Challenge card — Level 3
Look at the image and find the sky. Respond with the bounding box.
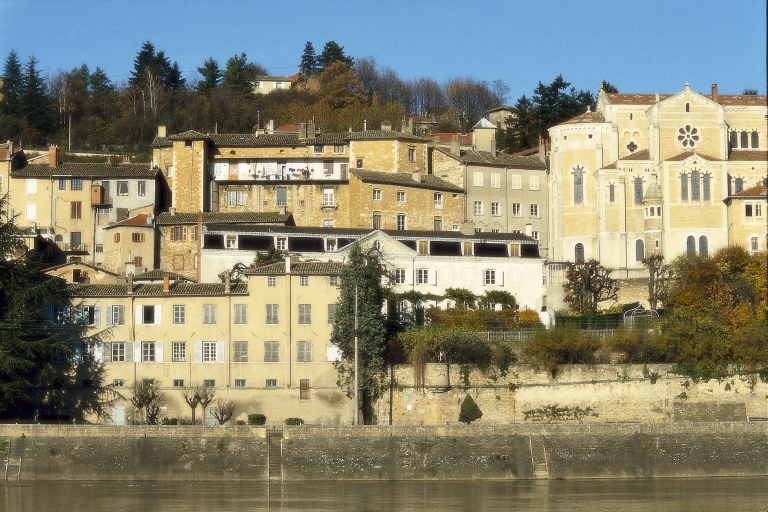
[0,0,765,103]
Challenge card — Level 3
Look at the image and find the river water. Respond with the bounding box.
[3,478,767,511]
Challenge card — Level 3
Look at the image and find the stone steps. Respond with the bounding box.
[530,435,548,479]
[5,436,23,481]
[268,431,283,480]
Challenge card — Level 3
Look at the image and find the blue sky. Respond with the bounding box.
[1,0,765,103]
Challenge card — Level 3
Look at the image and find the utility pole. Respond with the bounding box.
[354,285,359,426]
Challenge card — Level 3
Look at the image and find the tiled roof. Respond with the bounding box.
[345,130,431,142]
[133,269,197,282]
[151,137,172,147]
[350,169,464,192]
[12,163,156,178]
[602,162,617,169]
[606,93,672,105]
[620,149,651,160]
[731,184,768,198]
[728,150,768,161]
[429,133,472,145]
[254,74,299,82]
[473,118,496,129]
[105,214,153,229]
[666,151,721,162]
[717,95,767,106]
[208,133,347,146]
[435,147,544,169]
[45,261,120,276]
[247,261,345,275]
[561,110,605,124]
[67,282,247,297]
[168,130,209,140]
[156,211,294,226]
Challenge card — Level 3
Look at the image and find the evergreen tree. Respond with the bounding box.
[1,49,24,116]
[330,243,387,424]
[459,394,482,424]
[299,41,319,77]
[21,55,50,134]
[196,57,222,95]
[129,41,158,88]
[601,80,619,93]
[222,52,267,97]
[318,40,354,71]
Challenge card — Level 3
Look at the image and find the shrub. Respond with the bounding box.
[458,394,482,424]
[161,417,178,425]
[523,328,602,376]
[248,413,266,425]
[285,417,304,426]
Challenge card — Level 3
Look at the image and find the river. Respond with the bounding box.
[2,477,767,511]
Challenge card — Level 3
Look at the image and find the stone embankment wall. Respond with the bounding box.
[377,364,768,426]
[1,423,767,481]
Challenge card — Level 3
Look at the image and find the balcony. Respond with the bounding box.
[55,242,89,254]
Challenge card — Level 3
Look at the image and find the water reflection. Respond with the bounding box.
[3,477,767,511]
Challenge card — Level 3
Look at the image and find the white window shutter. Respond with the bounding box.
[429,269,437,285]
[405,269,413,285]
[94,342,103,363]
[498,270,504,286]
[155,305,161,325]
[102,343,111,363]
[195,341,203,362]
[135,305,143,325]
[93,306,101,326]
[155,341,163,362]
[133,342,141,362]
[217,342,225,362]
[106,305,113,325]
[124,343,133,363]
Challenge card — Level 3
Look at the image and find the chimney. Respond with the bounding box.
[490,138,496,155]
[285,255,293,274]
[299,123,307,139]
[363,119,367,131]
[407,118,413,135]
[224,270,231,293]
[451,139,460,156]
[412,172,422,183]
[127,273,134,294]
[48,145,59,168]
[267,120,275,134]
[401,118,407,133]
[7,141,13,155]
[145,214,153,225]
[158,125,167,138]
[381,121,392,131]
[655,92,660,102]
[163,273,170,292]
[711,83,719,102]
[279,205,287,215]
[170,207,176,216]
[307,123,316,139]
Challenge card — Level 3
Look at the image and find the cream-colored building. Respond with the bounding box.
[252,74,299,94]
[548,83,767,276]
[725,183,768,253]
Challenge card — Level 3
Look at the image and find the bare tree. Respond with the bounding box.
[563,259,619,313]
[643,254,672,311]
[198,384,216,425]
[179,382,203,424]
[130,379,166,424]
[212,399,237,425]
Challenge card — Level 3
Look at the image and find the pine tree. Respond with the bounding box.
[299,41,319,77]
[196,57,222,95]
[222,53,267,97]
[1,49,24,116]
[21,55,50,134]
[330,243,387,424]
[318,40,354,71]
[459,394,482,424]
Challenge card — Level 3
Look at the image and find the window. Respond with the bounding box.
[635,239,644,262]
[491,173,500,188]
[356,158,364,168]
[372,212,382,229]
[751,236,760,252]
[173,379,184,387]
[107,305,124,325]
[730,131,738,149]
[741,131,748,148]
[417,269,429,284]
[395,268,406,284]
[734,178,743,193]
[474,201,483,215]
[137,181,146,197]
[298,304,311,324]
[276,187,287,206]
[408,147,416,162]
[142,342,156,362]
[373,189,381,200]
[751,131,759,148]
[330,275,339,286]
[298,341,312,362]
[134,256,142,268]
[300,379,310,399]
[71,201,82,219]
[227,190,246,206]
[333,144,345,154]
[276,237,286,250]
[512,203,521,217]
[530,175,540,190]
[634,177,643,205]
[473,172,484,187]
[573,166,583,204]
[25,203,36,220]
[266,304,279,324]
[71,232,82,250]
[233,341,248,362]
[202,341,217,362]
[434,192,443,208]
[691,171,700,201]
[235,379,246,388]
[203,380,215,388]
[264,341,279,362]
[397,190,406,202]
[530,204,539,218]
[231,304,247,325]
[609,183,615,203]
[397,214,406,230]
[484,270,496,285]
[58,179,66,190]
[172,341,186,362]
[575,243,585,263]
[114,233,121,243]
[132,232,145,243]
[491,202,500,216]
[510,175,521,189]
[226,234,237,249]
[326,238,337,251]
[254,81,262,88]
[25,179,37,194]
[681,174,689,200]
[173,305,186,324]
[686,236,696,254]
[323,188,335,206]
[112,342,126,362]
[433,217,442,231]
[203,305,216,324]
[327,303,338,324]
[699,236,708,257]
[314,144,323,154]
[117,181,128,196]
[266,379,277,388]
[72,178,82,191]
[703,174,710,201]
[531,231,539,240]
[140,305,155,324]
[296,276,308,288]
[113,379,124,387]
[268,276,276,287]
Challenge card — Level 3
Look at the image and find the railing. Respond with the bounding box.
[55,242,88,252]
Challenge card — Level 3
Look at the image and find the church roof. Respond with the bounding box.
[561,110,604,124]
[666,151,721,162]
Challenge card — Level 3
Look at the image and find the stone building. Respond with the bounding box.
[547,83,767,277]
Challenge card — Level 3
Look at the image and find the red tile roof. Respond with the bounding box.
[728,150,768,161]
[620,149,651,161]
[429,133,472,145]
[561,110,604,124]
[106,214,153,229]
[665,151,721,162]
[732,184,768,198]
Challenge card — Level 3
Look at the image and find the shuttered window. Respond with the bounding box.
[297,341,312,362]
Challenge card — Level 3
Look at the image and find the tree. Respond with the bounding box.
[601,81,619,93]
[445,77,507,131]
[179,382,202,424]
[212,398,236,425]
[318,41,354,71]
[222,52,267,97]
[198,383,216,424]
[299,42,319,77]
[330,243,387,424]
[318,61,367,111]
[196,57,222,95]
[643,254,671,311]
[22,56,50,135]
[743,88,759,95]
[1,50,24,116]
[443,287,478,309]
[562,259,619,314]
[459,394,482,424]
[130,379,166,424]
[252,244,284,267]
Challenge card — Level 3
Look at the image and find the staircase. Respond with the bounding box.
[529,436,549,479]
[267,427,283,481]
[5,436,23,481]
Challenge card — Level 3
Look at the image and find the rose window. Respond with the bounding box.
[677,125,699,148]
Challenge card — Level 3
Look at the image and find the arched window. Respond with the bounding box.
[681,174,688,200]
[730,131,738,149]
[686,236,695,254]
[751,131,759,148]
[685,103,690,112]
[575,243,585,263]
[608,183,615,203]
[635,240,644,262]
[699,236,708,257]
[702,174,710,201]
[735,177,743,193]
[573,167,584,204]
[741,131,748,148]
[634,177,643,205]
[690,171,700,201]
